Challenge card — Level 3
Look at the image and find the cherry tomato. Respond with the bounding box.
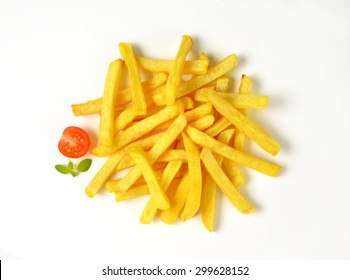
[58,126,90,158]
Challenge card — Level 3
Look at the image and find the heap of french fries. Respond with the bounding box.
[71,35,281,232]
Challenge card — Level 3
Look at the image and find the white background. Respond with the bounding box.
[1,0,350,269]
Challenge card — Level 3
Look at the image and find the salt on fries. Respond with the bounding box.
[72,35,282,232]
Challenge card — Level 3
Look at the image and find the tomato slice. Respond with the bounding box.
[58,126,90,158]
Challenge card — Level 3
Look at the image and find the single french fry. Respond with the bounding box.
[119,42,147,116]
[71,98,103,116]
[184,103,213,122]
[140,160,183,224]
[204,117,232,137]
[126,145,170,210]
[217,129,236,151]
[163,35,193,105]
[194,89,268,109]
[216,77,230,92]
[180,133,202,221]
[91,102,185,157]
[137,56,208,75]
[160,172,190,224]
[177,96,195,110]
[226,75,253,187]
[98,59,124,146]
[201,172,216,232]
[200,89,280,156]
[200,147,254,214]
[113,105,138,133]
[115,183,150,202]
[118,113,187,192]
[188,114,215,131]
[223,158,245,187]
[201,129,235,232]
[186,126,281,176]
[106,167,171,192]
[198,52,209,64]
[234,74,253,150]
[214,76,230,119]
[71,72,168,116]
[157,149,187,162]
[85,150,125,198]
[153,54,238,106]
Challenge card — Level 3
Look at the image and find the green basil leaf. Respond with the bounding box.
[55,164,70,174]
[77,158,92,172]
[68,161,74,170]
[69,169,78,177]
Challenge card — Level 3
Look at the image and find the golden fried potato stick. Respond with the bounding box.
[133,95,194,130]
[98,59,124,146]
[225,75,253,187]
[106,167,170,193]
[217,129,236,157]
[223,158,245,187]
[188,114,215,131]
[184,103,213,122]
[118,113,187,192]
[214,77,230,119]
[91,101,185,157]
[200,89,280,156]
[234,75,253,150]
[198,52,209,65]
[119,42,147,116]
[115,72,167,107]
[71,72,167,116]
[177,96,195,110]
[153,54,238,106]
[160,172,190,224]
[114,93,154,133]
[163,35,193,105]
[115,183,150,202]
[136,56,208,75]
[194,89,268,109]
[140,160,183,224]
[114,149,186,172]
[186,126,281,176]
[180,133,202,221]
[215,77,230,92]
[126,145,170,210]
[201,129,235,232]
[204,117,232,137]
[85,150,126,198]
[200,147,255,214]
[157,149,187,162]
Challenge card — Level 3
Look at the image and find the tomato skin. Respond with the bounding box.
[58,126,90,158]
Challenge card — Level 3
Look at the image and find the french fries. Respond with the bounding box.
[200,147,254,214]
[140,161,183,224]
[180,133,202,221]
[72,35,282,232]
[126,145,170,210]
[119,42,147,116]
[71,72,168,116]
[201,129,235,232]
[137,56,208,75]
[117,113,187,192]
[163,35,193,105]
[98,59,124,146]
[199,88,280,156]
